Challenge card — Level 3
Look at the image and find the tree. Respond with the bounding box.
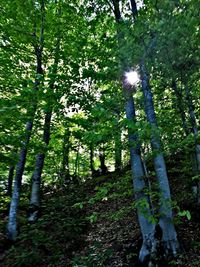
[29,1,61,222]
[109,0,179,262]
[7,0,45,240]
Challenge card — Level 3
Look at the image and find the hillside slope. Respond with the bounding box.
[0,155,200,267]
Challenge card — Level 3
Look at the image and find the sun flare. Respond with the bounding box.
[125,70,139,85]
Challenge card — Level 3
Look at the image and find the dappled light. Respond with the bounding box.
[0,0,199,266]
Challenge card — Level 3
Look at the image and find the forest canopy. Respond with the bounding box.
[0,0,199,266]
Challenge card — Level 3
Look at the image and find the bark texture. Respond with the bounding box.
[28,109,52,222]
[140,62,179,255]
[124,90,156,263]
[7,0,45,240]
[112,0,157,263]
[7,121,35,240]
[29,13,61,221]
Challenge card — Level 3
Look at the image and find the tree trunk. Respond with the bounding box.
[114,111,122,172]
[61,130,71,183]
[172,79,199,187]
[172,79,189,136]
[7,121,35,240]
[99,148,108,175]
[28,110,52,222]
[7,0,45,240]
[29,9,61,221]
[89,143,95,176]
[140,62,179,255]
[114,135,122,171]
[185,84,200,204]
[112,0,157,263]
[74,144,80,179]
[7,165,15,197]
[124,90,157,263]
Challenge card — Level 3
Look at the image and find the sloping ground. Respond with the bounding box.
[0,156,200,267]
[70,160,200,267]
[0,185,89,267]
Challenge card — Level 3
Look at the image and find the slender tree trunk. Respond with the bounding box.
[61,130,71,183]
[172,79,198,179]
[7,0,45,240]
[140,62,179,255]
[172,79,189,136]
[114,134,122,171]
[89,143,95,176]
[7,121,35,240]
[185,84,200,204]
[7,150,18,197]
[114,111,122,171]
[28,110,52,222]
[124,90,156,263]
[7,165,15,197]
[29,11,61,221]
[112,0,157,263]
[74,145,80,179]
[99,148,108,175]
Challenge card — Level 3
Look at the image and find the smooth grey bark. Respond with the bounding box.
[185,84,200,204]
[112,0,157,263]
[124,90,156,263]
[7,0,45,240]
[28,111,52,222]
[29,16,61,221]
[140,62,179,255]
[7,121,35,240]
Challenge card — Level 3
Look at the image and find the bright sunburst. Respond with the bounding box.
[125,70,139,85]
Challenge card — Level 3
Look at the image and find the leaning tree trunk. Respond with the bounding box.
[7,121,36,240]
[7,73,43,240]
[185,84,200,204]
[7,165,15,197]
[7,1,45,240]
[124,89,156,263]
[29,20,61,221]
[111,0,156,263]
[28,111,52,222]
[7,150,18,196]
[140,62,179,255]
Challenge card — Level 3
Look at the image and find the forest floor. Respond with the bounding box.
[0,155,200,267]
